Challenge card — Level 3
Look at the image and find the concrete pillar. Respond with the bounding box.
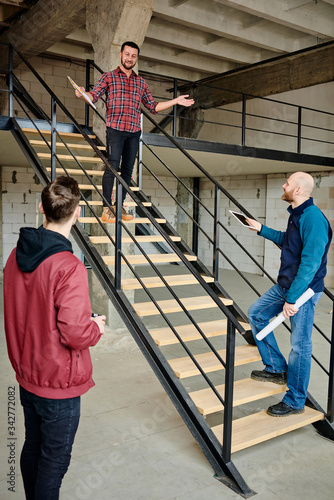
[179,106,204,139]
[86,0,154,141]
[85,0,154,335]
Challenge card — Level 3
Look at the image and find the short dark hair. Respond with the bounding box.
[41,176,80,223]
[121,41,140,55]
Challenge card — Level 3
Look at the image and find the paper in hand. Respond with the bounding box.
[67,76,96,110]
[256,288,315,341]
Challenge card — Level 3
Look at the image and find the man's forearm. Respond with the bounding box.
[155,94,194,112]
[155,98,178,113]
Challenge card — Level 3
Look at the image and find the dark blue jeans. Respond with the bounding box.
[20,386,80,500]
[103,127,141,206]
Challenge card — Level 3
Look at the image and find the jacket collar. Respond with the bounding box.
[287,197,313,216]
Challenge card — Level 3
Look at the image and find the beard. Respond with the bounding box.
[281,191,294,203]
[121,58,136,70]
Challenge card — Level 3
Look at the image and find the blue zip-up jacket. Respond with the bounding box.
[259,198,332,304]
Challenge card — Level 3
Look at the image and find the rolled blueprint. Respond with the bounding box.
[256,288,315,341]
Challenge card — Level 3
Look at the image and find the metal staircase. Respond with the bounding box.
[2,43,334,497]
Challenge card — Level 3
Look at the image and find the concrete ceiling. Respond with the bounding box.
[1,1,334,82]
[57,0,334,82]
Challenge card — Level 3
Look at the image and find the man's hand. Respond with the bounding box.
[74,86,85,98]
[92,315,106,334]
[175,94,195,107]
[245,218,262,232]
[282,302,299,319]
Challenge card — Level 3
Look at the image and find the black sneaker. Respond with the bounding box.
[251,369,287,385]
[267,401,304,417]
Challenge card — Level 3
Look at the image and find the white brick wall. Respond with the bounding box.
[139,170,334,289]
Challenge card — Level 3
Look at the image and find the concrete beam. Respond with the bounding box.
[146,17,278,65]
[0,0,86,62]
[141,41,235,75]
[138,59,209,82]
[153,0,317,53]
[184,42,334,110]
[215,0,334,38]
[45,41,94,61]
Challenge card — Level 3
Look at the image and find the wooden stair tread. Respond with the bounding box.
[78,185,102,191]
[102,253,197,266]
[81,201,151,207]
[39,152,104,163]
[78,185,139,191]
[22,128,95,139]
[79,216,166,224]
[47,168,104,176]
[150,318,248,346]
[134,295,233,318]
[212,407,324,453]
[30,139,105,150]
[189,377,287,415]
[121,273,214,291]
[169,345,260,378]
[90,234,179,244]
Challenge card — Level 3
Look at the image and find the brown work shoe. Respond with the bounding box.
[101,207,115,223]
[121,207,133,220]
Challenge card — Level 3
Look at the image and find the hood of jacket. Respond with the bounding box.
[16,226,73,273]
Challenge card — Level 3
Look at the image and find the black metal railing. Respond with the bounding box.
[0,42,259,496]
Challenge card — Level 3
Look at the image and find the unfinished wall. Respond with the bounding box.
[6,55,88,125]
[143,169,334,290]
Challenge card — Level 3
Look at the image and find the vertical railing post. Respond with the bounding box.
[222,318,236,463]
[173,77,178,137]
[85,59,91,128]
[213,185,220,281]
[241,94,246,146]
[8,44,13,118]
[51,97,57,181]
[114,179,123,291]
[327,301,334,423]
[137,113,143,190]
[297,106,302,154]
[192,177,200,255]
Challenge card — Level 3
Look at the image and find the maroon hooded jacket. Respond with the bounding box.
[4,226,101,399]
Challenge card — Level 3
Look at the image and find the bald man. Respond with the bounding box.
[246,172,332,417]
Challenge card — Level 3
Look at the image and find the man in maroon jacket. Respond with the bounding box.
[4,176,106,500]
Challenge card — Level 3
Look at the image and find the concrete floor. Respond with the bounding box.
[1,269,334,500]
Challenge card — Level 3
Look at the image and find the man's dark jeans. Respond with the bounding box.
[20,386,80,500]
[103,127,141,206]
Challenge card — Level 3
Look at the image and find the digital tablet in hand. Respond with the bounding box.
[229,210,257,229]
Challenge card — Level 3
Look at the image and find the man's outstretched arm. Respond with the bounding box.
[155,95,194,112]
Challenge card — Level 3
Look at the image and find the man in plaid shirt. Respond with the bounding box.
[75,41,194,222]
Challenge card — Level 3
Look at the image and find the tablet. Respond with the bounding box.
[229,210,257,229]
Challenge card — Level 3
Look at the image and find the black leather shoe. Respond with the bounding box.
[251,369,287,385]
[267,401,305,417]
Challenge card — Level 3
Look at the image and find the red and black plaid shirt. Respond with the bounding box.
[90,67,158,132]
